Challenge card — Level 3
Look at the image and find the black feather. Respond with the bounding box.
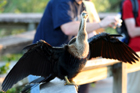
[88,32,139,63]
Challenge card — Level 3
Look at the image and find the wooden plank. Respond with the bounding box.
[0,31,35,55]
[127,52,140,73]
[40,66,113,93]
[0,13,42,23]
[83,58,119,70]
[113,63,127,93]
[0,13,117,23]
[0,23,27,29]
[73,66,112,85]
[40,78,77,93]
[72,58,120,85]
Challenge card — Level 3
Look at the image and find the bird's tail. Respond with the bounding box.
[21,74,54,93]
[21,77,46,93]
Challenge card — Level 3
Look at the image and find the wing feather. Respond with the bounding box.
[108,42,118,59]
[102,40,107,58]
[89,39,101,57]
[114,43,128,62]
[119,43,137,62]
[2,40,63,92]
[88,33,139,63]
[107,41,114,58]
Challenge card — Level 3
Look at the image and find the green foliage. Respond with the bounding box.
[92,0,121,12]
[0,86,22,93]
[0,53,23,74]
[0,53,22,61]
[0,62,10,74]
[0,0,7,13]
[0,53,23,93]
[0,0,121,13]
[92,0,110,12]
[107,0,121,12]
[2,0,49,13]
[0,29,26,37]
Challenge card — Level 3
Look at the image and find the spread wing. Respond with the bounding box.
[2,40,64,92]
[88,33,139,63]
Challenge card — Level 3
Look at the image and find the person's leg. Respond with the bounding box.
[28,75,40,93]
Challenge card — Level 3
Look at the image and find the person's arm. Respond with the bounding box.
[61,21,100,35]
[125,18,140,38]
[61,16,119,36]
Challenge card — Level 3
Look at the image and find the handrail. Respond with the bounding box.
[40,52,140,93]
[0,13,117,23]
[0,13,118,32]
[0,31,35,56]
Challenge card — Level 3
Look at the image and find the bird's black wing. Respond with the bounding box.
[2,40,64,92]
[88,33,139,63]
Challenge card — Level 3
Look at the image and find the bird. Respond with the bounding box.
[1,11,139,93]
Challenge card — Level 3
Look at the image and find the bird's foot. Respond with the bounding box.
[65,81,78,92]
[64,81,75,85]
[64,76,78,91]
[64,76,74,85]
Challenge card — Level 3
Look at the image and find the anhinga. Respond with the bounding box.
[1,11,139,93]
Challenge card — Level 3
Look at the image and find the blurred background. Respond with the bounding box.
[0,0,121,37]
[0,0,121,13]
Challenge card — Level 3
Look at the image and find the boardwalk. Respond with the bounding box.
[89,77,113,93]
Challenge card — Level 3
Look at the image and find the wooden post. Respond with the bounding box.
[113,62,127,93]
[27,23,36,31]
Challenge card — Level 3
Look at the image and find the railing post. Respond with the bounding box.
[27,22,36,31]
[112,62,127,93]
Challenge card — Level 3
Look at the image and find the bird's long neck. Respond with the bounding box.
[76,18,88,44]
[68,15,89,58]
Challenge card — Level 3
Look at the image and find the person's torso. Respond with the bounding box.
[33,0,85,47]
[123,0,140,51]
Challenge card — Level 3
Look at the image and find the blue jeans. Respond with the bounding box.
[28,75,40,93]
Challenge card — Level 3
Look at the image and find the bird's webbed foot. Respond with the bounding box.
[64,76,78,91]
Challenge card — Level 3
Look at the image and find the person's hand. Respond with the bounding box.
[99,16,120,28]
[88,31,97,38]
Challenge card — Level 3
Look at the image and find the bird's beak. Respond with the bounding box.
[82,11,88,19]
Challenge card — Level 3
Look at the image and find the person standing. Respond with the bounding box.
[122,0,140,93]
[33,0,119,45]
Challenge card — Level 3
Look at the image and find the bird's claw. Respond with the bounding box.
[65,82,78,92]
[64,76,78,91]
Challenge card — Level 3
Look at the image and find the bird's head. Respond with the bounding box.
[81,11,88,20]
